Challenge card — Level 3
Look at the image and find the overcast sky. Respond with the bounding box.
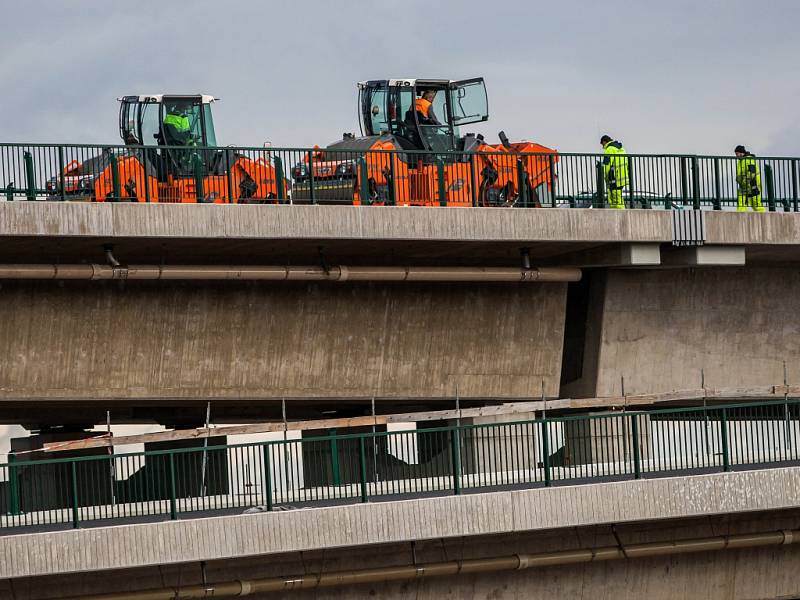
[1,0,799,155]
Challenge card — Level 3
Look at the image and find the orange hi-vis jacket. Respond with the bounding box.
[415,98,432,118]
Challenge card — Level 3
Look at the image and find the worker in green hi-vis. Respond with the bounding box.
[163,104,191,146]
[734,145,765,212]
[600,135,629,209]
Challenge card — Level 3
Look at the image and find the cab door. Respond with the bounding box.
[450,78,489,126]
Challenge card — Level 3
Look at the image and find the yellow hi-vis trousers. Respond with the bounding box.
[608,187,625,209]
[737,193,765,212]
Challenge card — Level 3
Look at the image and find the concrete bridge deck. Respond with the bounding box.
[1,203,799,265]
[3,466,799,580]
[2,467,800,599]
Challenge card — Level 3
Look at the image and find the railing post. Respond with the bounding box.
[792,159,799,213]
[24,151,36,201]
[691,156,701,210]
[58,146,66,201]
[594,162,605,208]
[109,152,121,202]
[142,150,151,203]
[264,444,273,511]
[628,156,636,208]
[516,158,528,208]
[469,155,478,207]
[329,429,341,486]
[192,153,204,203]
[436,156,447,206]
[274,156,285,203]
[450,426,462,495]
[225,150,235,203]
[631,415,641,479]
[720,408,730,472]
[169,453,177,520]
[358,157,370,206]
[713,158,722,210]
[764,164,776,212]
[541,419,552,487]
[307,151,316,205]
[680,157,689,205]
[549,154,557,208]
[70,461,80,529]
[388,152,397,206]
[358,436,368,503]
[6,453,19,516]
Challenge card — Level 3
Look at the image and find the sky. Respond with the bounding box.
[1,0,800,156]
[1,0,800,456]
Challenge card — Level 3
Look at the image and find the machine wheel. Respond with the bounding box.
[479,181,517,208]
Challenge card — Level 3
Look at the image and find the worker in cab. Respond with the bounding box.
[163,104,191,146]
[415,90,441,126]
[600,135,629,209]
[734,145,765,212]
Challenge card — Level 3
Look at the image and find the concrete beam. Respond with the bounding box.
[558,242,661,267]
[0,282,567,404]
[663,245,746,266]
[4,203,800,246]
[0,203,672,243]
[2,466,798,579]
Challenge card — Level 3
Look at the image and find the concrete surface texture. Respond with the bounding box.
[3,507,800,599]
[590,267,800,396]
[0,281,566,403]
[0,203,672,242]
[2,466,798,580]
[1,202,798,246]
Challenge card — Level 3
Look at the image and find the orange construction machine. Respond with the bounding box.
[299,78,557,206]
[48,94,284,203]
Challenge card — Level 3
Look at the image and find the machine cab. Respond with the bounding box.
[358,78,488,153]
[119,94,218,148]
[118,94,220,178]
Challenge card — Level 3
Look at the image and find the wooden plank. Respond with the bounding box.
[41,384,800,453]
[42,403,550,453]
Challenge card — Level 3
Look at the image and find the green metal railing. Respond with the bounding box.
[1,399,798,532]
[1,142,799,210]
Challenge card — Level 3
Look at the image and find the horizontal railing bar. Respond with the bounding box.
[0,142,799,161]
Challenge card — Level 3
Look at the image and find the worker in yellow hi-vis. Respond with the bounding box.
[734,145,765,212]
[601,135,628,209]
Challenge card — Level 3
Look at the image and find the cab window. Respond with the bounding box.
[368,88,389,135]
[203,104,217,147]
[450,79,488,126]
[162,99,204,145]
[140,102,160,146]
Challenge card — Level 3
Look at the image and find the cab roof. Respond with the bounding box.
[357,79,476,89]
[117,94,218,104]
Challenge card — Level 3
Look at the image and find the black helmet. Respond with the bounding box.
[734,144,746,154]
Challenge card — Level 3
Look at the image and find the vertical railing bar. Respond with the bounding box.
[542,419,551,487]
[71,461,80,529]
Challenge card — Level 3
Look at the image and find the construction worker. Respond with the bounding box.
[734,145,765,212]
[415,90,441,126]
[600,135,628,209]
[163,104,191,146]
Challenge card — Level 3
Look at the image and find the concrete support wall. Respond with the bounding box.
[4,467,799,580]
[563,413,650,465]
[571,267,800,397]
[0,281,566,403]
[5,510,800,599]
